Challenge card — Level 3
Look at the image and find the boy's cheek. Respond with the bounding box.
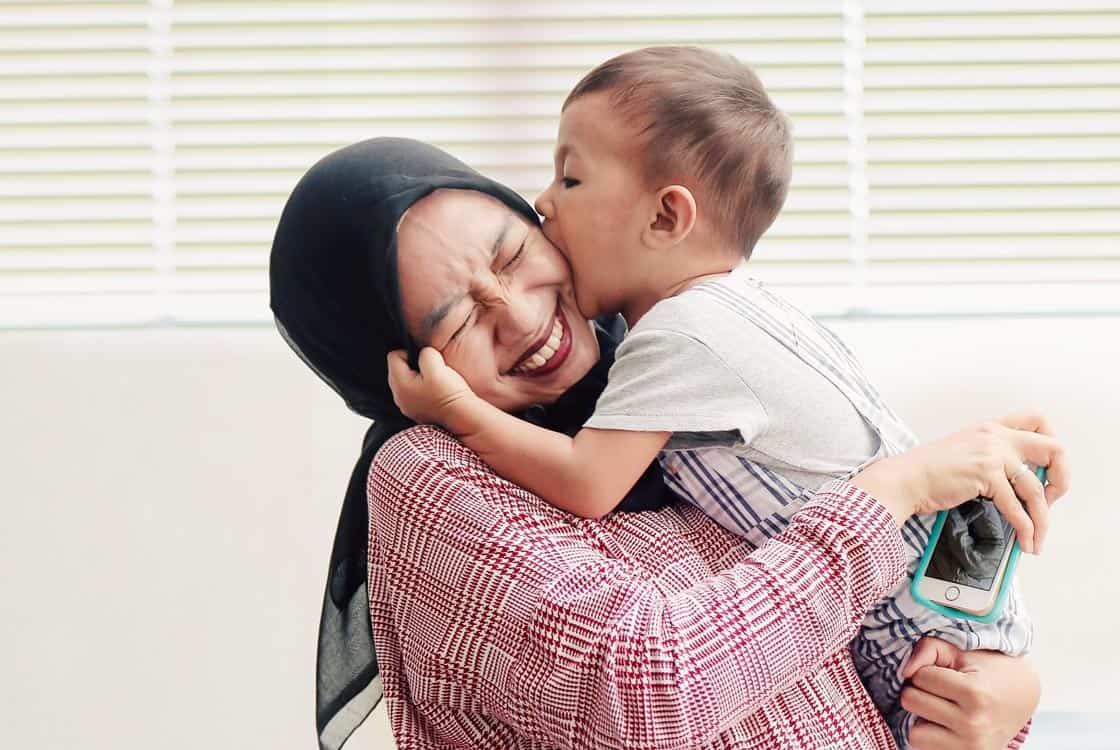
[569,271,604,320]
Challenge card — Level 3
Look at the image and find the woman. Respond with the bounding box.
[269,139,1066,750]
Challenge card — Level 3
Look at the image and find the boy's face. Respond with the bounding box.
[535,92,652,321]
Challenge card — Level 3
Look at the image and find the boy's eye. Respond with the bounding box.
[561,177,580,189]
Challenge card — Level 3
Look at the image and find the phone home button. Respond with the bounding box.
[945,585,961,601]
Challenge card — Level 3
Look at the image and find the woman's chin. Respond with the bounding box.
[498,318,598,410]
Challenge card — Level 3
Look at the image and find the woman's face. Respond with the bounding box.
[395,189,600,413]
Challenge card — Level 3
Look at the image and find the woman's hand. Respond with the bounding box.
[851,412,1069,553]
[387,347,476,427]
[900,637,1039,750]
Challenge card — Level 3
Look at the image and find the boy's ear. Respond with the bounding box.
[644,185,697,249]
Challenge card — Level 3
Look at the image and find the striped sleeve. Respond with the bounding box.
[368,427,908,750]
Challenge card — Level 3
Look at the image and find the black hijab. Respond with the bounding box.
[269,138,670,750]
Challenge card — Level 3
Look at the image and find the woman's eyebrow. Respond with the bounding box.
[417,214,514,341]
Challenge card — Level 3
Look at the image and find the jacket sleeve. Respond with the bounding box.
[369,426,907,750]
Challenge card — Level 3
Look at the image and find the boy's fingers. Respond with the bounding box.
[417,346,444,374]
[386,350,412,380]
[902,638,960,679]
[902,640,938,680]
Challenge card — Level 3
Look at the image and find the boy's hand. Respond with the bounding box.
[387,347,475,427]
[901,636,965,680]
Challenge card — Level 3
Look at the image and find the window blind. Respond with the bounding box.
[0,0,161,326]
[0,0,1116,326]
[858,1,1120,314]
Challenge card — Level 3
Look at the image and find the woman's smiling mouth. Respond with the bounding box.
[510,305,572,377]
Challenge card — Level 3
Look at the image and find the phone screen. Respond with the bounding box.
[926,498,1014,590]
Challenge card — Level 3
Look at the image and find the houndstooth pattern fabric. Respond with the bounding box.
[654,278,1033,749]
[367,425,920,749]
[367,427,1032,749]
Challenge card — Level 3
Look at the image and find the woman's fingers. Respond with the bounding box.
[909,664,971,703]
[901,685,961,733]
[996,410,1052,435]
[988,461,1036,554]
[994,424,1068,552]
[1006,454,1049,553]
[999,414,1070,504]
[1008,429,1070,552]
[908,719,957,750]
[1035,434,1071,505]
[1044,454,1070,505]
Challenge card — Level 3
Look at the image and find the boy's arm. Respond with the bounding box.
[388,348,669,517]
[450,395,669,517]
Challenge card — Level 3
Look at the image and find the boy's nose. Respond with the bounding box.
[534,189,553,220]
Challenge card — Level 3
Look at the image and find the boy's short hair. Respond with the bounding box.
[564,46,793,258]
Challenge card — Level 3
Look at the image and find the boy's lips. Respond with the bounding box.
[510,306,572,377]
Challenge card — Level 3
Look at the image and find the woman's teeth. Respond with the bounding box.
[514,317,563,374]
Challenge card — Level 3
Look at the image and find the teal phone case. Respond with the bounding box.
[910,466,1047,623]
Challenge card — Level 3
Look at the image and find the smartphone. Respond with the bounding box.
[912,466,1046,619]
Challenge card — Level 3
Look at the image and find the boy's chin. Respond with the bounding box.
[572,290,608,321]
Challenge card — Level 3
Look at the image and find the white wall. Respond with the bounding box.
[1,316,1117,749]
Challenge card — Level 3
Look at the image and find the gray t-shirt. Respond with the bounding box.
[585,265,880,491]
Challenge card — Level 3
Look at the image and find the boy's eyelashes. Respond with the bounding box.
[561,177,580,188]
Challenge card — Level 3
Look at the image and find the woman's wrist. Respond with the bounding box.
[849,454,921,527]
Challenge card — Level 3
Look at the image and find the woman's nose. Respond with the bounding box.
[496,292,539,343]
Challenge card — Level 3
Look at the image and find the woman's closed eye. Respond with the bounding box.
[447,306,477,345]
[446,243,523,345]
[445,236,528,346]
[500,237,527,272]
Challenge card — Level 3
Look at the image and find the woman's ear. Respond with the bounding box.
[644,185,697,249]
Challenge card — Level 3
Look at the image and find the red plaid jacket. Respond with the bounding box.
[367,426,1029,749]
